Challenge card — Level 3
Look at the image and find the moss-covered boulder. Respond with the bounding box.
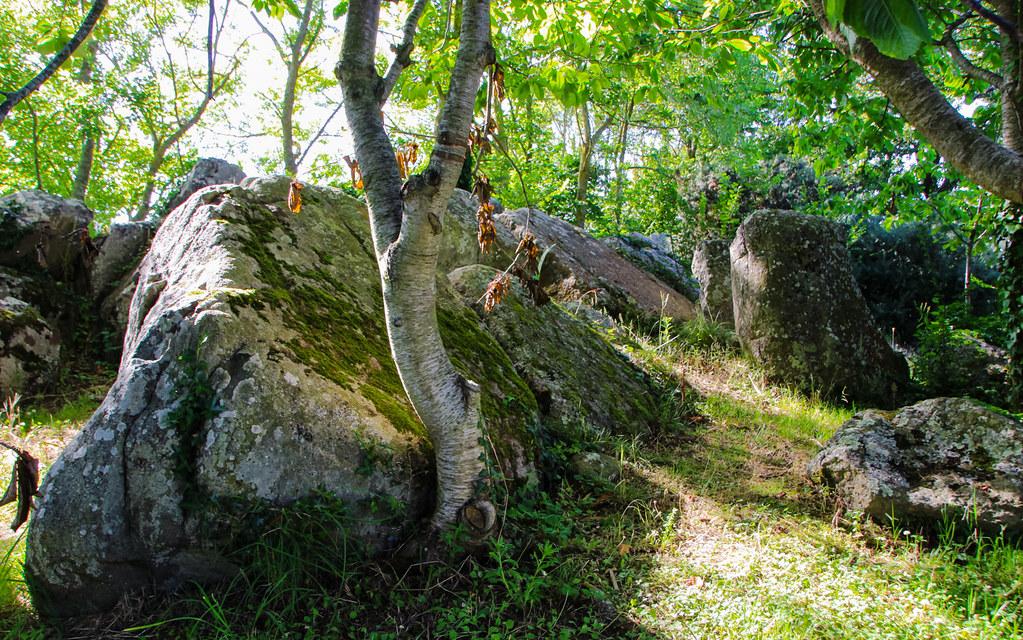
[27,177,536,618]
[692,238,734,329]
[808,397,1023,538]
[0,269,60,393]
[448,265,664,437]
[731,210,909,407]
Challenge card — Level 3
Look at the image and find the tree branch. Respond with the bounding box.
[379,0,430,105]
[963,0,1022,42]
[942,27,1004,87]
[0,0,108,125]
[806,0,1023,203]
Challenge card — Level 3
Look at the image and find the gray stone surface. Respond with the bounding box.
[808,397,1023,537]
[162,158,246,216]
[448,264,663,436]
[730,210,908,406]
[602,233,699,302]
[27,177,535,618]
[0,270,59,394]
[495,208,697,323]
[692,239,733,328]
[90,222,155,298]
[0,190,93,284]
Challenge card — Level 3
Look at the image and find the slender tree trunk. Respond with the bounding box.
[134,150,164,221]
[281,0,317,176]
[612,97,633,229]
[337,0,496,531]
[574,102,610,228]
[804,0,1023,203]
[72,40,100,201]
[964,228,974,307]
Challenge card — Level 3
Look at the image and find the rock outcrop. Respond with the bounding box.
[495,208,696,323]
[26,177,537,618]
[0,190,93,285]
[160,157,246,217]
[0,270,59,392]
[730,210,908,406]
[448,265,663,436]
[602,233,699,302]
[692,239,733,328]
[808,397,1023,537]
[91,221,156,342]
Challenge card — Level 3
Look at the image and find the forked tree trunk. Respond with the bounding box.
[337,0,495,530]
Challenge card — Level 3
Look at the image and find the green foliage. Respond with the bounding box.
[832,0,930,59]
[911,303,1010,406]
[167,336,219,511]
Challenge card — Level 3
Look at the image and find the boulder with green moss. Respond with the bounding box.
[27,177,537,618]
[0,269,60,393]
[448,264,664,437]
[731,210,908,407]
[808,397,1023,538]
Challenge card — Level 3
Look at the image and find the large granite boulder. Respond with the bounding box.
[159,158,246,217]
[730,210,908,406]
[692,239,733,328]
[808,397,1023,537]
[602,233,699,302]
[0,269,59,393]
[91,221,156,344]
[495,208,696,323]
[90,221,155,298]
[26,177,537,618]
[0,190,93,285]
[448,265,663,436]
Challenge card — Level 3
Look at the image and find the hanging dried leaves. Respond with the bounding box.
[395,142,420,180]
[491,63,506,103]
[516,232,540,274]
[477,202,496,254]
[0,441,39,531]
[287,180,304,214]
[482,273,511,312]
[344,155,364,190]
[468,124,491,155]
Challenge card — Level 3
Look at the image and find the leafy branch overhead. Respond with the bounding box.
[825,0,930,59]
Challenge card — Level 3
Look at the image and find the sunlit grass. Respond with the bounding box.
[0,325,1020,638]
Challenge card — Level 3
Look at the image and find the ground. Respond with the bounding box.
[1,323,1021,639]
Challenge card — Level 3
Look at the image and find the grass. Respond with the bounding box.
[0,323,1021,639]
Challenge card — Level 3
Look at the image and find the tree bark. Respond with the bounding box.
[337,0,496,531]
[72,39,100,201]
[804,0,1023,204]
[0,0,108,125]
[573,102,611,228]
[281,0,319,176]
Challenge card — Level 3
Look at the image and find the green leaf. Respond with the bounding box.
[825,0,846,25]
[843,0,930,60]
[332,0,349,19]
[726,38,752,52]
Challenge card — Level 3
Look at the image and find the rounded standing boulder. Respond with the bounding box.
[730,210,908,407]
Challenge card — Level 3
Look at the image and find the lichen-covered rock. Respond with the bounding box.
[495,208,696,323]
[692,239,733,328]
[602,233,699,302]
[90,221,155,298]
[26,177,536,618]
[159,157,246,217]
[0,270,59,393]
[570,451,623,486]
[0,190,93,285]
[448,265,663,436]
[808,397,1023,537]
[730,210,908,406]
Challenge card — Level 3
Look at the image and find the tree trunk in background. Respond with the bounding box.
[72,38,100,201]
[281,0,317,176]
[612,97,634,228]
[573,102,610,228]
[337,0,496,531]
